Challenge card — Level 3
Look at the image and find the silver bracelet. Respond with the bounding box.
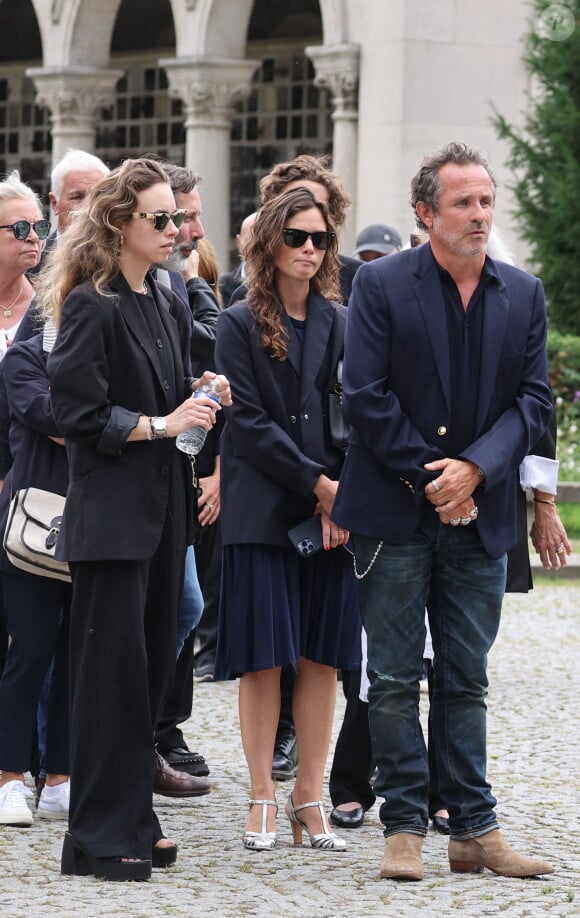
[145,417,154,441]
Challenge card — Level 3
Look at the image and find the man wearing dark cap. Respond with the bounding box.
[351,224,402,262]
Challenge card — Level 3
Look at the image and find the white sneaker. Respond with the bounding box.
[37,780,70,820]
[0,780,34,826]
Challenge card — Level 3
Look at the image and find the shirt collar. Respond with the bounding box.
[428,245,499,286]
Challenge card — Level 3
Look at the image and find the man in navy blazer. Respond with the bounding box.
[333,142,554,881]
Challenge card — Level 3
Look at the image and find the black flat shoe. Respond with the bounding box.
[61,831,152,881]
[329,805,365,829]
[152,841,178,868]
[432,815,450,835]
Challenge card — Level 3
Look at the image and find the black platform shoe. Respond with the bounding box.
[152,841,178,868]
[61,832,152,881]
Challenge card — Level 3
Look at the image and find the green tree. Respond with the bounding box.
[494,0,580,334]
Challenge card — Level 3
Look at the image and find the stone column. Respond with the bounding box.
[306,44,360,254]
[160,57,260,267]
[26,67,123,164]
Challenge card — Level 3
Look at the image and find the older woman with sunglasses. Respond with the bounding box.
[37,158,230,881]
[0,172,49,356]
[214,187,360,853]
[0,173,66,833]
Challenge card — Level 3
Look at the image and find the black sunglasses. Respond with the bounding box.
[0,219,51,241]
[130,210,186,232]
[282,228,335,251]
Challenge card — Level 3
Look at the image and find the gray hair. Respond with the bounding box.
[0,170,42,214]
[162,162,202,196]
[51,149,109,199]
[410,141,497,230]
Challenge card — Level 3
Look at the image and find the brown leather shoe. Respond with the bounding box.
[449,829,554,877]
[380,832,424,881]
[154,751,210,798]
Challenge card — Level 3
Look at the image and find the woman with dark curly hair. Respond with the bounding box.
[39,157,230,881]
[214,187,360,853]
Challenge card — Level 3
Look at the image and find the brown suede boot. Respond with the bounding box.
[449,829,554,877]
[380,832,424,881]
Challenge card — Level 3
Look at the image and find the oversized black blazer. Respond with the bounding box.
[47,271,193,562]
[333,244,553,559]
[215,291,347,547]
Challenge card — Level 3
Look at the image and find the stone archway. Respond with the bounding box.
[196,0,348,57]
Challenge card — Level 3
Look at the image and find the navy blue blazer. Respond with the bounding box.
[215,291,347,547]
[332,243,553,558]
[0,334,69,571]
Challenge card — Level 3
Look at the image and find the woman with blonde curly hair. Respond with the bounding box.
[40,157,230,881]
[214,187,360,853]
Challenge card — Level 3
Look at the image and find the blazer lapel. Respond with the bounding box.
[412,247,452,413]
[151,276,186,398]
[299,292,334,410]
[474,268,510,432]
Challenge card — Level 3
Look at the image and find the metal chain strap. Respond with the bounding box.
[352,540,384,580]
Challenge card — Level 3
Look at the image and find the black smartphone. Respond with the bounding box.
[287,516,324,557]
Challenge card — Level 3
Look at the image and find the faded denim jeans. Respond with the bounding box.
[355,507,507,839]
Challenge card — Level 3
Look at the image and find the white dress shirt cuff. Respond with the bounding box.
[519,455,559,494]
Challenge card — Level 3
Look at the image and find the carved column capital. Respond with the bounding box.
[160,57,260,129]
[305,44,360,118]
[26,67,124,131]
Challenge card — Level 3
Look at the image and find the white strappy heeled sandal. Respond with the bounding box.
[285,794,346,851]
[243,799,278,851]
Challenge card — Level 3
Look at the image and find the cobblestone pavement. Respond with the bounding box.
[1,579,578,917]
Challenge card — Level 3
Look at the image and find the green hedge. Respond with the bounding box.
[547,330,580,480]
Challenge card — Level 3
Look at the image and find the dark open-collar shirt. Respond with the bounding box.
[432,251,501,458]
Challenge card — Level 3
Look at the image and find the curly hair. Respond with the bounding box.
[259,154,350,228]
[410,141,496,230]
[245,187,340,360]
[36,157,171,325]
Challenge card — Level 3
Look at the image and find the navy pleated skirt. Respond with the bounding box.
[214,543,362,680]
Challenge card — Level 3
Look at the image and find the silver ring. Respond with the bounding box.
[431,479,441,492]
[556,544,565,554]
[449,517,460,527]
[469,507,478,519]
[460,517,471,526]
[208,503,214,509]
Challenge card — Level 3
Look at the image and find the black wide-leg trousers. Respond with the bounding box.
[67,498,186,859]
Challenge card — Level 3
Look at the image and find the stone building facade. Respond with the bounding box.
[0,0,535,266]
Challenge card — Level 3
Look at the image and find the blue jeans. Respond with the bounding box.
[355,507,506,839]
[0,571,70,775]
[176,545,204,658]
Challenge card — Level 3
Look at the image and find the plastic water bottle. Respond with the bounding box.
[175,380,221,456]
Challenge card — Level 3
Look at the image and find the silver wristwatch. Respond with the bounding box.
[150,417,168,440]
